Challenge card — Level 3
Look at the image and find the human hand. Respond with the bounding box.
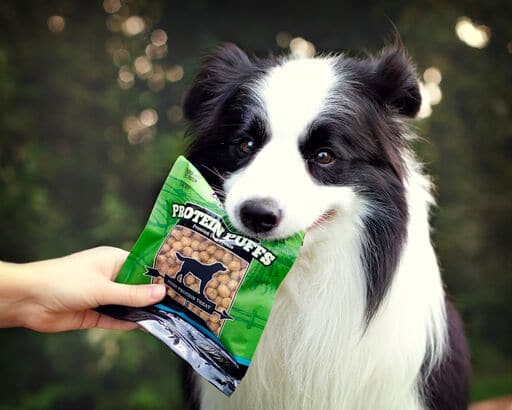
[0,246,166,332]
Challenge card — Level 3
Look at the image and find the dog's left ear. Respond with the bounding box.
[368,44,421,118]
[183,43,255,127]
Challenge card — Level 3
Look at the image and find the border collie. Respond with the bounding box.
[183,42,470,410]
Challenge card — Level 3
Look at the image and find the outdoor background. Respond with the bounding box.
[0,0,510,408]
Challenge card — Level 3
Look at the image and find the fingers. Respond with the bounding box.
[79,310,139,330]
[86,246,129,280]
[95,314,139,331]
[107,247,129,279]
[97,282,166,308]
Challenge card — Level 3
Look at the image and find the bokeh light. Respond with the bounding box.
[276,31,292,48]
[47,16,65,33]
[417,97,432,119]
[121,16,145,36]
[123,115,141,133]
[151,29,168,47]
[455,17,491,49]
[118,65,135,89]
[417,66,444,118]
[145,43,168,60]
[148,64,166,92]
[167,105,183,123]
[139,109,158,127]
[103,0,121,14]
[134,56,152,78]
[123,114,155,144]
[289,37,316,58]
[166,65,184,82]
[424,82,442,105]
[423,67,442,85]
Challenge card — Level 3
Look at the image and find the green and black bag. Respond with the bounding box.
[99,156,303,395]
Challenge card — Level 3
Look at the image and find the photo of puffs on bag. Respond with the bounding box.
[98,156,304,396]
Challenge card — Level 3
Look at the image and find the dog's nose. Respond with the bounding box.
[239,198,282,234]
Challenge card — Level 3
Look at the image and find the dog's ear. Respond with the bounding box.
[367,43,421,118]
[183,43,254,125]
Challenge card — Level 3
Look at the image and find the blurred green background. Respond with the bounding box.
[0,0,510,408]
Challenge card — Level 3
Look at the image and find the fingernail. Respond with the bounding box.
[150,284,166,301]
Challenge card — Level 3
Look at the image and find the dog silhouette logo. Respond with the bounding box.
[175,252,227,297]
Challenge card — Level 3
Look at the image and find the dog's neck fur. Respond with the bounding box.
[198,152,447,410]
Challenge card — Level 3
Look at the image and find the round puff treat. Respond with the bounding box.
[152,225,249,335]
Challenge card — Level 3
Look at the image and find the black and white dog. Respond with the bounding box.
[183,42,470,410]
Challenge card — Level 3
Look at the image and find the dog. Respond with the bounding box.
[181,42,470,410]
[175,252,226,296]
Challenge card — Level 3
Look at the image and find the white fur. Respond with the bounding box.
[225,57,341,239]
[199,58,447,410]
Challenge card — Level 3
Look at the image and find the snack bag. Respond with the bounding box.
[99,156,303,395]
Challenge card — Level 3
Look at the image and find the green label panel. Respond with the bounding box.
[116,156,303,363]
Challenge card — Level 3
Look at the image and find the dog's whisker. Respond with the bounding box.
[201,164,228,183]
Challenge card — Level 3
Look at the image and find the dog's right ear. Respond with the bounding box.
[183,43,254,126]
[367,43,422,118]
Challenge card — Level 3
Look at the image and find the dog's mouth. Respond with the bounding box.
[308,209,337,231]
[228,206,337,240]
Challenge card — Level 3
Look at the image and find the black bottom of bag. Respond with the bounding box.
[96,303,248,396]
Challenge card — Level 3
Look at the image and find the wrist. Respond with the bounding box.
[0,261,39,328]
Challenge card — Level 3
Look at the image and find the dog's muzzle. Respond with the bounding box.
[239,198,282,234]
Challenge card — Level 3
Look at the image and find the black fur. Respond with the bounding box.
[299,61,411,319]
[421,298,471,409]
[186,44,275,195]
[345,44,422,118]
[368,45,422,117]
[184,43,256,125]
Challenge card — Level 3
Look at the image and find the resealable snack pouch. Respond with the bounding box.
[98,156,304,396]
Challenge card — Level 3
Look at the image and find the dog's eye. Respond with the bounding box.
[314,149,335,165]
[238,137,255,155]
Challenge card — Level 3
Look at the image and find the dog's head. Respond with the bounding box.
[185,43,419,244]
[210,262,226,273]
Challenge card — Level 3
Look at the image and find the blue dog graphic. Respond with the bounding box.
[175,252,227,297]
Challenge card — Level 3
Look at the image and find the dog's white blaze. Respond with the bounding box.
[199,58,447,410]
[258,57,336,143]
[225,57,342,239]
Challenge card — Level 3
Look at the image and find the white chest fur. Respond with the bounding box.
[199,168,446,410]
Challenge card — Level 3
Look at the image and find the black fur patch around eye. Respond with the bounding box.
[300,84,410,320]
[187,87,270,189]
[184,44,276,192]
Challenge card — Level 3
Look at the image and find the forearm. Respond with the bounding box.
[0,261,36,328]
[0,247,164,332]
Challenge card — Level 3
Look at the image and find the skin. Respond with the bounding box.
[0,246,166,332]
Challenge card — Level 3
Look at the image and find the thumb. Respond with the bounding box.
[99,283,166,307]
